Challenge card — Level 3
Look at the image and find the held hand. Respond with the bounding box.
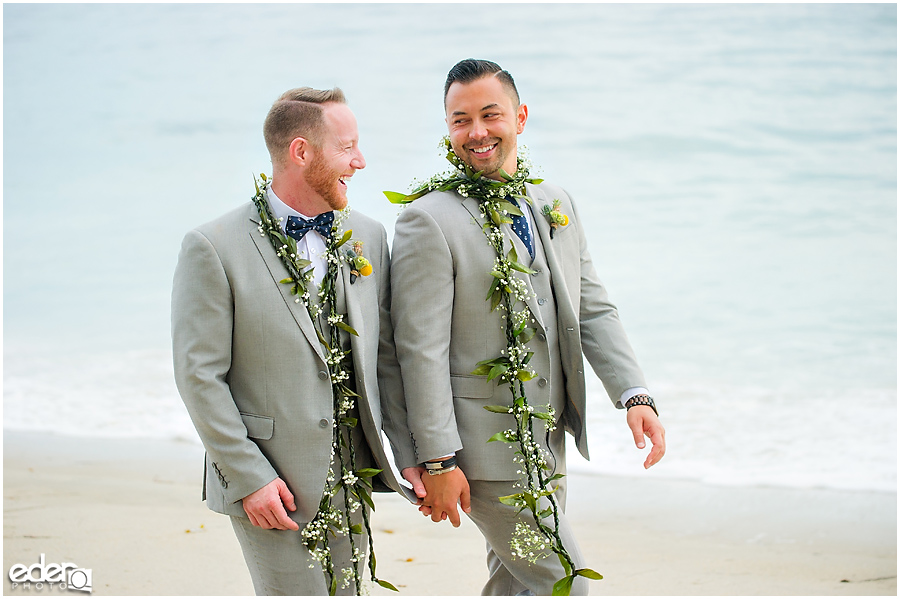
[401,466,433,516]
[420,466,471,527]
[626,405,666,469]
[401,466,428,500]
[241,477,299,530]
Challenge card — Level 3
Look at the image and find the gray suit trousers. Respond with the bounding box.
[467,475,588,596]
[230,511,368,596]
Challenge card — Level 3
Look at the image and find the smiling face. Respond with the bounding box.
[445,75,528,180]
[303,102,366,211]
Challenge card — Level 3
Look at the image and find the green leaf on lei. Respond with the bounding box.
[575,568,603,580]
[375,579,399,592]
[335,229,352,248]
[552,575,575,596]
[487,431,515,443]
[487,364,509,381]
[471,364,493,376]
[384,190,414,204]
[335,321,359,337]
[558,554,573,577]
[516,369,536,382]
[496,200,524,216]
[355,468,383,478]
[498,493,522,507]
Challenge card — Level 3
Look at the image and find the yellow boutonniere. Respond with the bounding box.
[346,240,373,283]
[541,199,569,238]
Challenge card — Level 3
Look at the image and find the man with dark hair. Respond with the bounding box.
[390,59,666,595]
[442,59,520,106]
[173,87,415,595]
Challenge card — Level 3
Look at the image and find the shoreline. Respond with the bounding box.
[3,430,896,595]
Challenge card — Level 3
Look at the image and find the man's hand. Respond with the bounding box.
[401,466,434,516]
[626,406,666,469]
[241,477,299,530]
[420,466,471,527]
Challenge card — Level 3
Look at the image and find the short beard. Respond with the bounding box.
[305,151,348,212]
[455,138,509,179]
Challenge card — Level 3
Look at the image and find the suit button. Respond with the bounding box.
[538,298,547,305]
[318,371,328,380]
[319,419,329,428]
[538,377,548,388]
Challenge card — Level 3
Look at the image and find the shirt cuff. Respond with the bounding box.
[619,387,650,409]
[424,452,456,463]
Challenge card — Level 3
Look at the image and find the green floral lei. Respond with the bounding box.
[385,140,601,595]
[252,174,396,596]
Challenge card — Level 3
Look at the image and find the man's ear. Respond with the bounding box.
[288,136,312,166]
[516,103,528,134]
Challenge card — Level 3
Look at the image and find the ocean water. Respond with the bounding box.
[3,4,896,493]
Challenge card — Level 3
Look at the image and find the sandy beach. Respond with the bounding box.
[3,430,895,596]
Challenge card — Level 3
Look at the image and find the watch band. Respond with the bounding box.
[624,394,658,416]
[424,456,458,475]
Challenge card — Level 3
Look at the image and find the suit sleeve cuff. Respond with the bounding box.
[618,387,650,409]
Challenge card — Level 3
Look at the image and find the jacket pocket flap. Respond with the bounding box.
[450,375,493,399]
[241,413,274,440]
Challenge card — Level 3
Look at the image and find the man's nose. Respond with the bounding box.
[352,149,366,170]
[469,119,488,140]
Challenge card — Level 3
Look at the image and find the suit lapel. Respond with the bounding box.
[248,216,327,363]
[459,195,484,227]
[341,259,368,377]
[527,183,575,312]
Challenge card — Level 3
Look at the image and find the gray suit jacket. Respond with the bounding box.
[172,199,415,523]
[390,181,647,481]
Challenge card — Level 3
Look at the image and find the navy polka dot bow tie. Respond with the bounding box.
[285,211,335,241]
[509,198,534,259]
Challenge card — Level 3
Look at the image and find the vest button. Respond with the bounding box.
[318,371,328,380]
[319,419,329,428]
[538,332,547,341]
[538,377,548,387]
[531,268,541,277]
[538,298,547,305]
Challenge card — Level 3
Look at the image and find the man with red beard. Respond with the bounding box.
[172,87,415,595]
[390,60,666,595]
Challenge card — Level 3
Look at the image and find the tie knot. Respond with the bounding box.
[285,211,335,242]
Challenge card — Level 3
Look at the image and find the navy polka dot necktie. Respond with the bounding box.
[285,211,335,241]
[509,198,534,259]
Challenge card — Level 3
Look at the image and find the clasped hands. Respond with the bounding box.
[401,463,471,527]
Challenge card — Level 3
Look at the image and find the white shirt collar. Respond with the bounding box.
[265,185,306,231]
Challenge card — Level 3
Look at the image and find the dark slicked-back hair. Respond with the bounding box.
[443,59,520,108]
[263,87,346,167]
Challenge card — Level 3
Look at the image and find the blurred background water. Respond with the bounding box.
[4,3,896,492]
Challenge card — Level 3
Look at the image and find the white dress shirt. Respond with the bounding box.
[267,187,330,287]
